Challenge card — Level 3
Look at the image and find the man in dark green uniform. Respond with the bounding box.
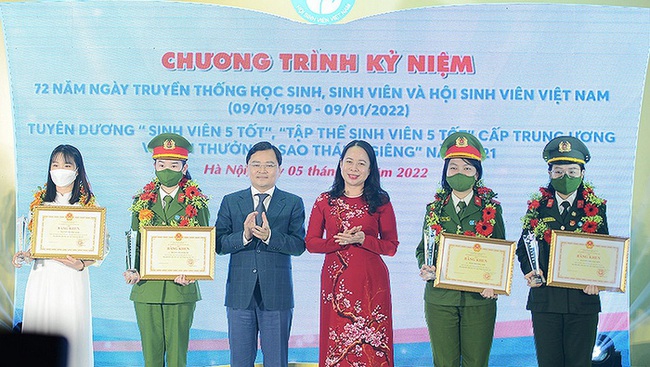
[516,136,607,367]
[416,132,506,367]
[124,133,210,367]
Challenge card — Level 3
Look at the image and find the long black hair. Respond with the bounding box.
[440,158,483,192]
[328,140,389,213]
[44,145,93,205]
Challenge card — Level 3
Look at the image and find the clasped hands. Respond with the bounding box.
[419,264,498,299]
[334,225,365,246]
[524,269,599,295]
[123,270,194,286]
[244,211,270,242]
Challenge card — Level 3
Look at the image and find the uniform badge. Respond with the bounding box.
[577,200,584,209]
[455,136,468,147]
[440,216,451,222]
[163,139,176,150]
[559,140,572,152]
[569,220,576,226]
[542,217,556,223]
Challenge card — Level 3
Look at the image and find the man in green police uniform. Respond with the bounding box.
[416,132,506,367]
[516,136,607,367]
[124,133,210,367]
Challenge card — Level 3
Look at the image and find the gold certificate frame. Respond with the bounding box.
[434,233,516,295]
[140,226,215,280]
[548,230,629,292]
[31,205,107,260]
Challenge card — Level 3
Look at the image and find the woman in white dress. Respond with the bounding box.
[12,144,104,367]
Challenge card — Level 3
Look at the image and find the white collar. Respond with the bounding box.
[159,186,180,199]
[451,192,473,208]
[555,190,577,207]
[251,186,276,198]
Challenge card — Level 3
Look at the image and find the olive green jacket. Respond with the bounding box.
[129,189,210,304]
[416,192,505,306]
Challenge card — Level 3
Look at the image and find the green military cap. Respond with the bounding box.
[147,133,193,160]
[440,132,486,161]
[543,136,590,164]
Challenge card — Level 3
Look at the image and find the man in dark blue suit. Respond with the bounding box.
[216,141,306,367]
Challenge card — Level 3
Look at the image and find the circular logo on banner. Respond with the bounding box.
[292,0,355,24]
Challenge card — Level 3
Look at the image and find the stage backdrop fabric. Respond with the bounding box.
[0,1,648,366]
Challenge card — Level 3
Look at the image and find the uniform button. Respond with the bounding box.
[256,249,261,253]
[560,226,565,230]
[252,268,257,273]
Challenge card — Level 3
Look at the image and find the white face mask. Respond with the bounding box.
[50,169,77,187]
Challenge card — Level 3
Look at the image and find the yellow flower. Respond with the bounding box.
[138,208,154,222]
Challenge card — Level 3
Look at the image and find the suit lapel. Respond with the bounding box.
[166,191,184,221]
[549,200,563,224]
[266,189,286,227]
[462,198,481,220]
[537,198,561,229]
[444,199,461,227]
[152,193,165,223]
[237,188,254,219]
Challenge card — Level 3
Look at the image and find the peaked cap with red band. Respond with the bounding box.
[440,132,486,161]
[148,133,193,160]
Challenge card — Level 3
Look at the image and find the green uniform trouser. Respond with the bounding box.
[134,302,196,367]
[424,302,496,367]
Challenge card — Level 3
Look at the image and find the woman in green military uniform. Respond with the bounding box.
[416,132,505,367]
[123,133,210,367]
[516,136,607,367]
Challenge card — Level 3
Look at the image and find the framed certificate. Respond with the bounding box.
[31,205,107,260]
[434,233,516,295]
[140,226,216,280]
[547,230,629,292]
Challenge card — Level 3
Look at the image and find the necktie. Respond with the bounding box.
[163,195,173,213]
[560,201,571,221]
[457,201,467,217]
[255,193,269,226]
[163,195,174,221]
